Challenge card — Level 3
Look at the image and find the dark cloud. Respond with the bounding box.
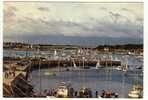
[38,7,50,11]
[4,34,143,47]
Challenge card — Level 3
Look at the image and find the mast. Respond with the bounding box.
[38,45,42,95]
[122,55,127,97]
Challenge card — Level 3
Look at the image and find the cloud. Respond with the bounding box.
[3,2,143,44]
[121,8,130,12]
[136,17,143,22]
[38,7,50,11]
[4,6,16,17]
[4,11,15,17]
[108,11,122,23]
[99,7,107,11]
[4,6,16,24]
[10,6,18,11]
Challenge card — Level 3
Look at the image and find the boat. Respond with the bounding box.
[78,87,92,98]
[128,89,141,98]
[136,65,143,70]
[122,68,127,72]
[128,92,140,98]
[115,66,122,71]
[72,59,77,69]
[56,82,71,98]
[44,71,56,76]
[53,50,59,60]
[96,60,103,69]
[100,90,118,98]
[128,85,143,98]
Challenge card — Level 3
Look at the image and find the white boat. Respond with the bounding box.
[56,85,68,97]
[130,90,140,94]
[128,92,140,98]
[115,66,122,71]
[56,82,71,98]
[96,60,101,69]
[53,50,59,60]
[72,59,77,69]
[128,85,143,98]
[122,68,127,72]
[128,89,141,98]
[44,72,56,76]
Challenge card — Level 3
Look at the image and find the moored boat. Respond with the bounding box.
[56,82,71,98]
[128,85,143,98]
[78,87,92,98]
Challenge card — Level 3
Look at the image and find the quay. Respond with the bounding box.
[4,57,121,69]
[3,61,33,97]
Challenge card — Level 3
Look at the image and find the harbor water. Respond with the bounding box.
[30,67,143,98]
[4,49,143,98]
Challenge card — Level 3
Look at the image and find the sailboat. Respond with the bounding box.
[53,50,58,60]
[82,57,90,69]
[95,60,103,69]
[115,66,122,71]
[122,64,128,72]
[72,59,77,69]
[122,56,128,72]
[96,60,100,69]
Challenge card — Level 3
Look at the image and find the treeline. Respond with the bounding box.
[4,42,143,50]
[95,44,143,50]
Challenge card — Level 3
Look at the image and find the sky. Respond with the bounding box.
[3,2,143,46]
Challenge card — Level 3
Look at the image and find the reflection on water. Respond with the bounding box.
[4,49,143,98]
[30,68,143,98]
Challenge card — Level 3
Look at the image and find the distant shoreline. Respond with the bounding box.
[3,42,143,52]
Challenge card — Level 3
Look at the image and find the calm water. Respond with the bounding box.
[30,68,143,98]
[4,49,143,98]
